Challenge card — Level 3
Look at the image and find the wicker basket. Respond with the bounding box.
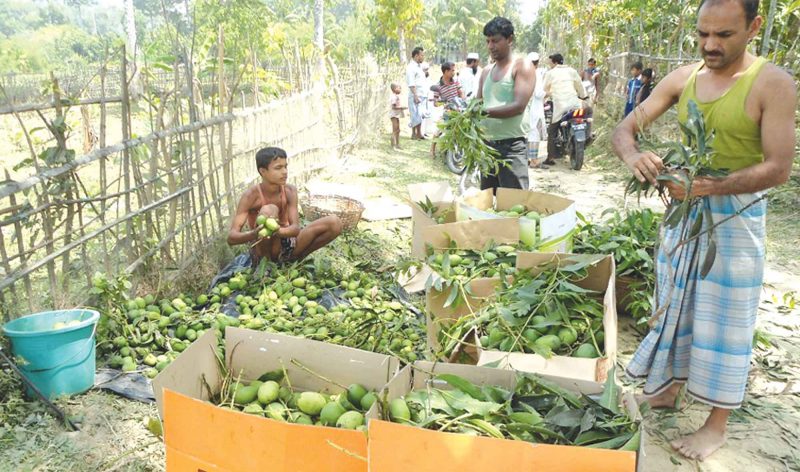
[302,194,364,231]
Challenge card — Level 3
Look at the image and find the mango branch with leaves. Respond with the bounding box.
[436,98,505,176]
[626,100,768,326]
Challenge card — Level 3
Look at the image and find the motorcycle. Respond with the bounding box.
[551,105,593,171]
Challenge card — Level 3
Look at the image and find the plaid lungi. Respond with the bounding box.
[626,193,766,409]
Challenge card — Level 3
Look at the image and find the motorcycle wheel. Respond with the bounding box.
[568,139,585,171]
[446,147,466,175]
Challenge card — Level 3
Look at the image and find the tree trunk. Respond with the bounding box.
[124,0,141,96]
[314,0,325,79]
[398,27,407,62]
[760,0,778,56]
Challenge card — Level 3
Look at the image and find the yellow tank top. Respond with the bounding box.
[677,57,766,172]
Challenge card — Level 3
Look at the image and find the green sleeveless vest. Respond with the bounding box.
[482,62,530,140]
[677,57,766,172]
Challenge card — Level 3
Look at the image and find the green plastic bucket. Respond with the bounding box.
[2,309,99,399]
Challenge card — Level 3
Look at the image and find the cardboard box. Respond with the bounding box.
[419,218,520,252]
[426,252,617,382]
[400,210,517,296]
[457,188,577,252]
[367,361,642,472]
[408,182,458,258]
[152,328,400,472]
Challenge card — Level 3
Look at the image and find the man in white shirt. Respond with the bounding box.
[420,61,434,137]
[527,52,547,167]
[459,52,482,100]
[543,53,586,161]
[405,46,426,140]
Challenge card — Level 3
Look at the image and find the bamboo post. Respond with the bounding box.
[219,26,234,216]
[6,171,35,311]
[120,46,136,262]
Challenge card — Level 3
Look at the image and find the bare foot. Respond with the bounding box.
[671,424,726,461]
[634,383,683,409]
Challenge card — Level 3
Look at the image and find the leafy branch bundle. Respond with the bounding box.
[574,209,662,324]
[384,370,640,450]
[438,259,605,360]
[625,99,726,278]
[436,98,504,175]
[416,196,453,224]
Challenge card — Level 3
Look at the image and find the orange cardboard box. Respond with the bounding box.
[367,361,642,472]
[152,327,400,472]
[426,252,617,382]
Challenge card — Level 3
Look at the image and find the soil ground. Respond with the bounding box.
[1,121,798,471]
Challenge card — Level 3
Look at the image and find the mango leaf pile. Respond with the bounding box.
[384,370,640,450]
[439,259,605,359]
[573,208,661,324]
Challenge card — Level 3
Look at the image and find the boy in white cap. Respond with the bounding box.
[460,53,482,100]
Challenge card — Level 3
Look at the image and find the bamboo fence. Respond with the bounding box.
[0,44,389,320]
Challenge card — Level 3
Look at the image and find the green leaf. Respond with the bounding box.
[598,366,621,414]
[508,411,543,426]
[530,375,584,409]
[620,429,641,451]
[579,407,597,433]
[585,431,634,449]
[546,408,584,428]
[506,423,572,443]
[436,374,487,401]
[443,284,460,308]
[574,430,615,445]
[700,238,717,279]
[439,389,503,416]
[664,204,684,228]
[689,208,705,239]
[466,418,504,438]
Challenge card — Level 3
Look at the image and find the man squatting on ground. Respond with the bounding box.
[227,147,343,263]
[612,0,796,461]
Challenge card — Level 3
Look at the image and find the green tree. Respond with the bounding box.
[374,0,424,61]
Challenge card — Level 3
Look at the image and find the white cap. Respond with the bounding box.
[421,61,430,70]
[527,52,540,62]
[466,53,479,60]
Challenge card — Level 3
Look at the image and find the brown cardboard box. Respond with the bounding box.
[419,217,520,251]
[407,182,458,258]
[152,328,400,472]
[457,187,577,251]
[367,361,642,472]
[426,252,617,382]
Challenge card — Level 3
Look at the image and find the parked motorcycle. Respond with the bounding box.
[551,106,593,171]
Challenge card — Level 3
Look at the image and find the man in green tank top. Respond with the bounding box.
[612,0,796,462]
[476,17,535,192]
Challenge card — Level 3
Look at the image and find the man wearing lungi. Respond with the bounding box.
[611,0,796,461]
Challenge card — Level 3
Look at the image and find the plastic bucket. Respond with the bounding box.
[2,309,99,399]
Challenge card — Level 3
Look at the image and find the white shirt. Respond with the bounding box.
[544,65,586,120]
[459,66,482,99]
[406,61,425,95]
[531,66,547,108]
